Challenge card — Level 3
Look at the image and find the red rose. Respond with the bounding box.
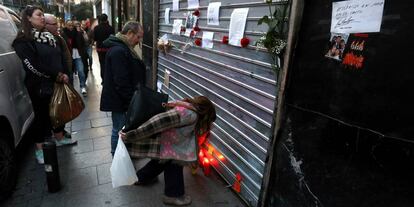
[195,38,202,46]
[240,37,250,47]
[193,26,200,32]
[222,36,229,44]
[193,9,200,16]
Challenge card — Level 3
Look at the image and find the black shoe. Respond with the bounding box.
[134,176,158,185]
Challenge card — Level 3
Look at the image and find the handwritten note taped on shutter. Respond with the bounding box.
[331,0,385,33]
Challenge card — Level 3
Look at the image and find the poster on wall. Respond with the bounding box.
[172,19,183,35]
[202,32,214,49]
[173,0,179,11]
[330,0,385,33]
[341,33,368,70]
[325,33,349,61]
[188,0,199,9]
[165,8,170,24]
[229,8,249,46]
[207,2,221,25]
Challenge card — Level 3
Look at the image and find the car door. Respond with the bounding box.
[0,7,34,146]
[0,7,14,130]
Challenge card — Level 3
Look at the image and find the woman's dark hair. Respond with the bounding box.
[16,5,44,40]
[183,96,216,136]
[98,13,108,23]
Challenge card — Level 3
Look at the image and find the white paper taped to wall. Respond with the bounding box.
[330,0,385,33]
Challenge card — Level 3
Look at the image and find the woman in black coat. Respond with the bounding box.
[12,5,70,164]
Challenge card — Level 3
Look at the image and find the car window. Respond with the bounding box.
[0,8,15,53]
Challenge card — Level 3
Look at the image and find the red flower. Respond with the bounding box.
[240,37,250,47]
[222,36,229,44]
[193,9,200,16]
[193,26,200,32]
[180,27,186,32]
[195,38,202,46]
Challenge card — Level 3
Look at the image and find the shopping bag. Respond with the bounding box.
[49,83,85,128]
[110,137,138,188]
[123,84,169,131]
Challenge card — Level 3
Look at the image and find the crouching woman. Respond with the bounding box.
[120,96,216,206]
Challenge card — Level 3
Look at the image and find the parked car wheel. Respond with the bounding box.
[0,138,17,200]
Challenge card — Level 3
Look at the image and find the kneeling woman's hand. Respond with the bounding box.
[119,131,127,141]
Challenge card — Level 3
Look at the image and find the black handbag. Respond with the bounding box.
[123,84,169,132]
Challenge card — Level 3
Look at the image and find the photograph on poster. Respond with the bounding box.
[325,33,349,61]
[185,12,198,29]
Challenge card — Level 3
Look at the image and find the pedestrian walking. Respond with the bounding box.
[100,21,146,156]
[44,13,77,146]
[93,14,114,84]
[12,5,70,164]
[81,20,94,73]
[120,96,216,206]
[61,20,88,95]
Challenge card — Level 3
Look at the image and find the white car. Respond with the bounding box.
[0,5,34,199]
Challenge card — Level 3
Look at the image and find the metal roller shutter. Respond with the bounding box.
[156,0,289,206]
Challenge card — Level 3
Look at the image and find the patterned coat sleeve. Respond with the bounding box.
[124,109,182,143]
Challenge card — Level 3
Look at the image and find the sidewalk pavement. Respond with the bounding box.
[0,50,246,207]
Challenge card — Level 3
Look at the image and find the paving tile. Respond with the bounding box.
[39,194,65,207]
[104,186,141,206]
[60,166,98,193]
[85,100,101,112]
[26,197,43,206]
[69,139,94,154]
[93,136,111,151]
[62,191,112,207]
[97,163,112,185]
[72,126,112,140]
[0,199,26,207]
[91,117,112,128]
[71,120,92,131]
[72,111,108,122]
[59,148,112,170]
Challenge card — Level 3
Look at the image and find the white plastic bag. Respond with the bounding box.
[110,136,138,188]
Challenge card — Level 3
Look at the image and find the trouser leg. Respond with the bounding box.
[97,51,106,83]
[136,160,166,182]
[82,57,89,81]
[74,58,86,88]
[53,125,65,133]
[111,112,126,155]
[87,46,93,68]
[164,162,184,197]
[28,93,52,143]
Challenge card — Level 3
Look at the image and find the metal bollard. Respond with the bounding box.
[43,141,61,193]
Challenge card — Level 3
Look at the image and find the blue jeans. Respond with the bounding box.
[111,112,126,155]
[73,58,86,88]
[86,46,93,67]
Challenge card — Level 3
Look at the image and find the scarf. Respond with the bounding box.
[32,28,56,48]
[115,33,140,59]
